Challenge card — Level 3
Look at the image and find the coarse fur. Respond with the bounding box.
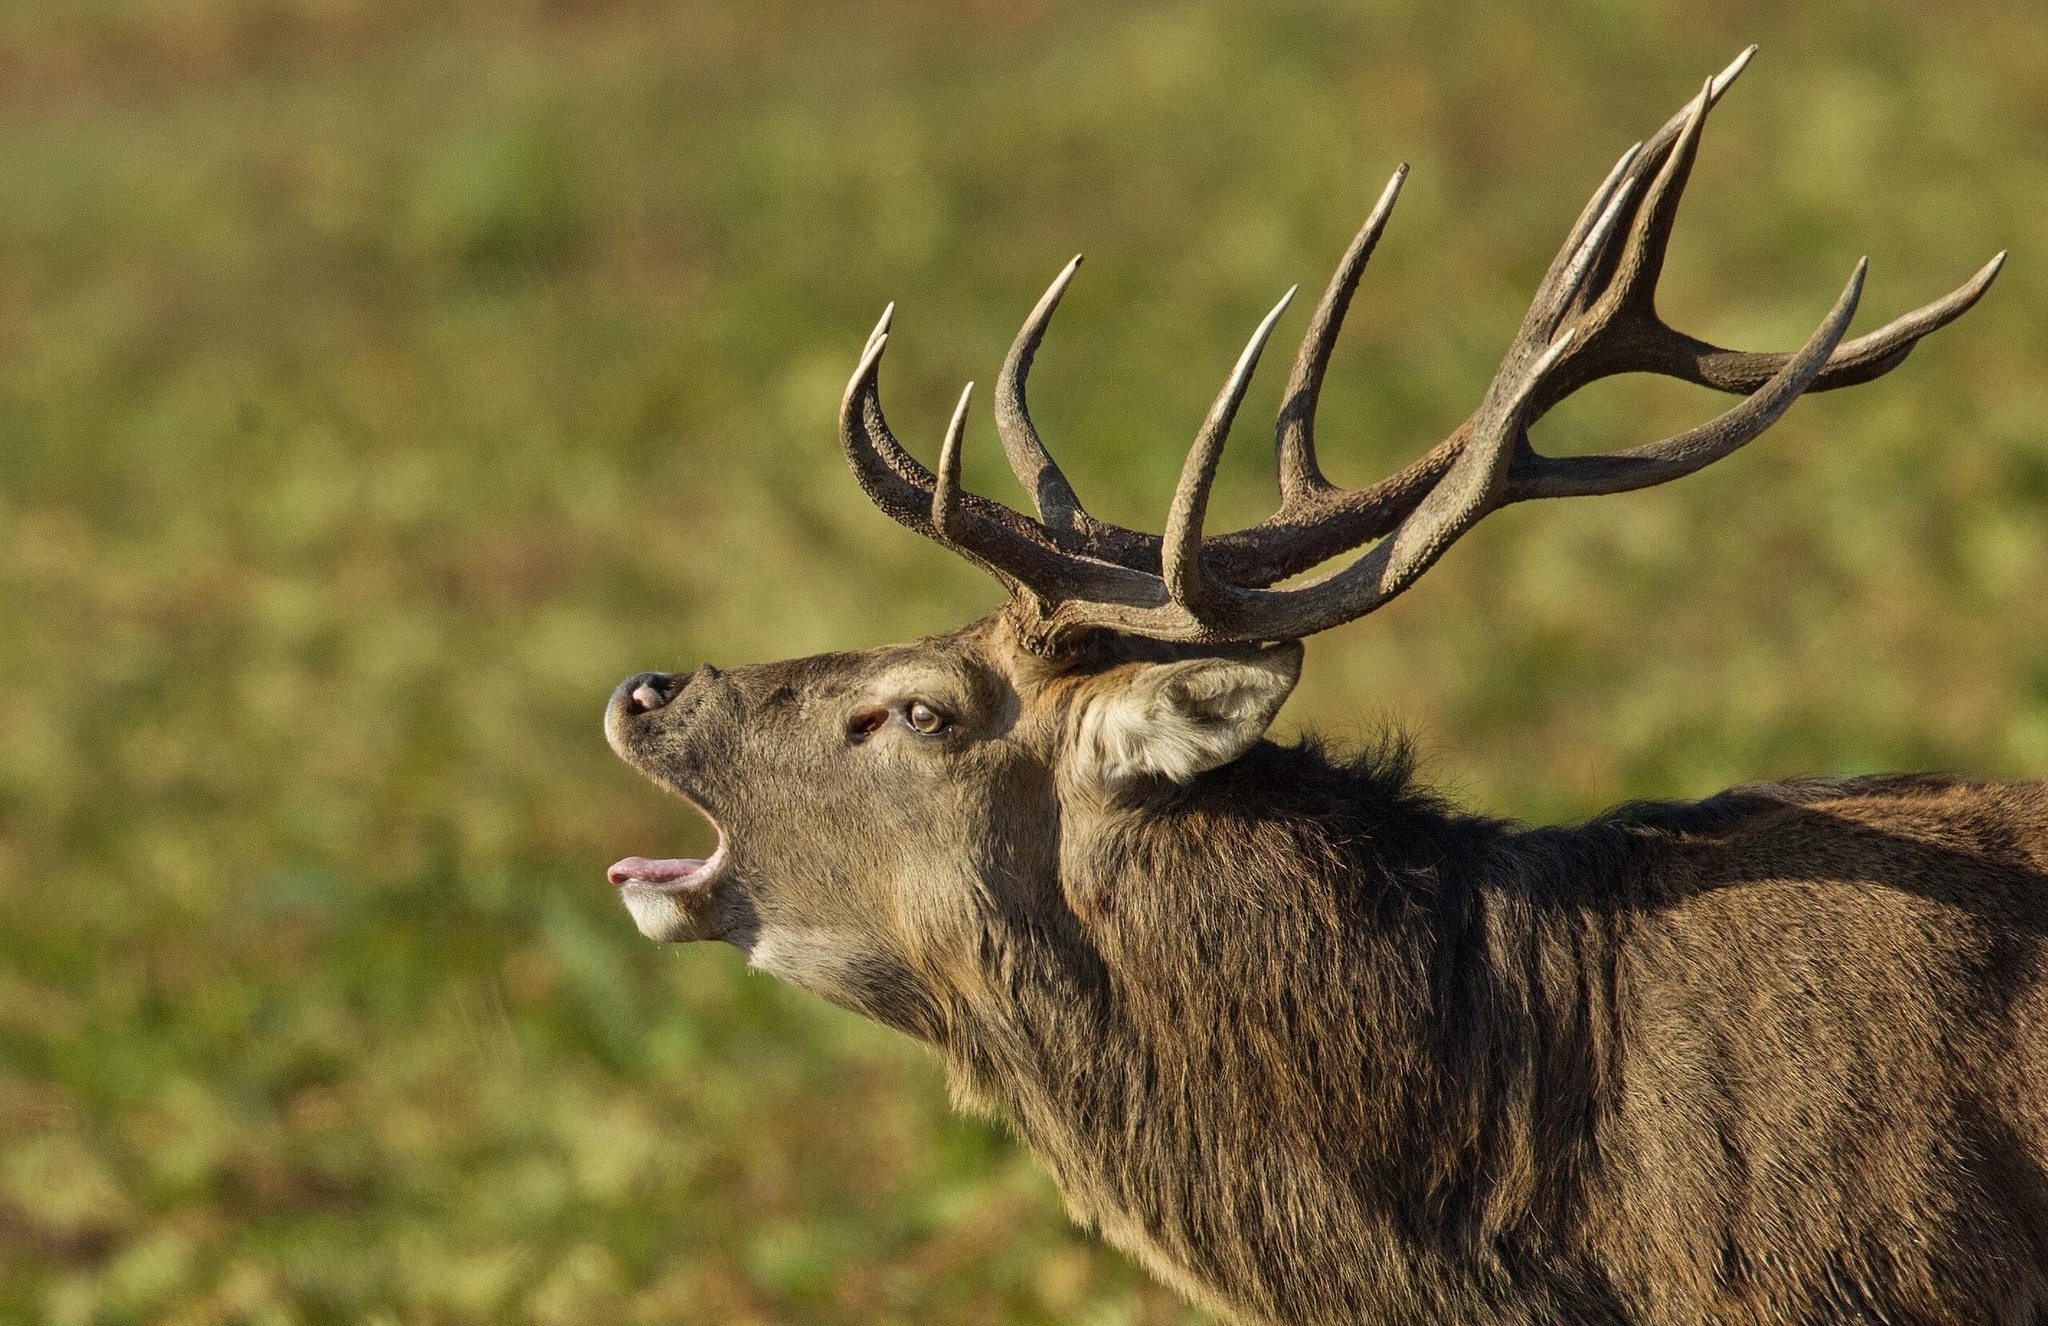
[605,611,2048,1325]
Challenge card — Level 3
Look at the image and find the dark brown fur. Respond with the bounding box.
[606,613,2048,1324]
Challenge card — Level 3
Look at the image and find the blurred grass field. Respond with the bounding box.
[2,1,2046,1322]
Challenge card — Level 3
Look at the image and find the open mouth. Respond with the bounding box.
[607,820,728,895]
[606,808,730,944]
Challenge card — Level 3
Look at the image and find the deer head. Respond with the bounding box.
[604,49,2000,1035]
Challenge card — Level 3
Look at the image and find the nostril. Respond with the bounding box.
[622,671,679,715]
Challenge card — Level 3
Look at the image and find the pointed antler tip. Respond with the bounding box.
[1372,165,1408,205]
[1950,250,2009,304]
[1709,46,1757,101]
[1840,255,1870,301]
[1020,258,1085,328]
[1240,287,1299,366]
[844,330,891,412]
[1827,259,1869,327]
[934,382,975,535]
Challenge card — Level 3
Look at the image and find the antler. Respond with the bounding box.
[840,48,2003,647]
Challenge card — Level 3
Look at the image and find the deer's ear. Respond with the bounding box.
[1070,642,1303,791]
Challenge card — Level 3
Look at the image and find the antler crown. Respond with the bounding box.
[840,47,2004,652]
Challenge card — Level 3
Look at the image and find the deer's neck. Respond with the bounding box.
[944,746,1632,1324]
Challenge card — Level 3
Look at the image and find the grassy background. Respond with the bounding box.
[2,1,2046,1322]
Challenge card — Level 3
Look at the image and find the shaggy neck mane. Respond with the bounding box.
[943,737,1653,1320]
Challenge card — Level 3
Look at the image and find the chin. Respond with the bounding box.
[616,882,709,942]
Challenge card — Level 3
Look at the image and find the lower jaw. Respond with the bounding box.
[618,882,719,943]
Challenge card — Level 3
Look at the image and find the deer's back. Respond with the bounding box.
[1592,776,2048,1323]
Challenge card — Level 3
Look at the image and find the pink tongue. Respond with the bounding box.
[607,856,706,887]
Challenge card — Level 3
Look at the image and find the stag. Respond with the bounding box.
[606,51,2039,1325]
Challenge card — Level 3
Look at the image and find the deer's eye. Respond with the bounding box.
[907,702,947,735]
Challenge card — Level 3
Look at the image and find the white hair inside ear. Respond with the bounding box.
[1070,641,1303,791]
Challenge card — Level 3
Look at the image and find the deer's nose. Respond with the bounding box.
[620,671,683,715]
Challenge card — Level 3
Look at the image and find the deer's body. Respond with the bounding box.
[949,743,2048,1324]
[601,50,2029,1325]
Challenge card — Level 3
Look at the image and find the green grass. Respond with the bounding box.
[2,1,2046,1321]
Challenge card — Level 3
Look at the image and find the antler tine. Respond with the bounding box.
[1165,287,1298,614]
[843,322,944,509]
[1522,76,1715,401]
[840,311,1164,610]
[1629,46,1752,199]
[995,257,1090,533]
[1537,157,1647,339]
[1534,141,1645,325]
[932,381,974,541]
[1678,250,2006,394]
[1275,166,1407,508]
[1615,79,1715,313]
[863,302,895,358]
[1600,44,1751,255]
[1123,332,1574,644]
[1707,44,1758,101]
